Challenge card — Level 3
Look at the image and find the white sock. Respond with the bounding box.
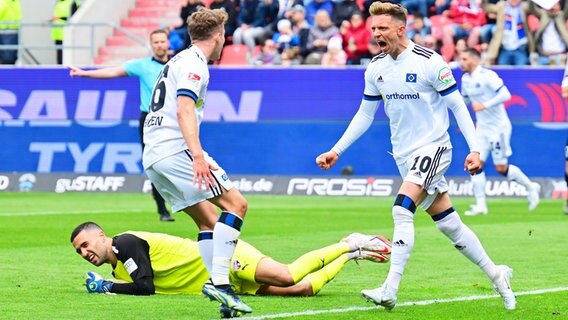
[211,212,242,286]
[434,210,495,278]
[197,231,213,277]
[506,164,533,190]
[471,171,487,208]
[385,203,415,292]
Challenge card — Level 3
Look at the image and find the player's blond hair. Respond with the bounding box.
[369,2,408,24]
[188,8,228,41]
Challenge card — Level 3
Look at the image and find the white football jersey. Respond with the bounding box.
[363,41,457,162]
[143,46,210,169]
[460,66,511,133]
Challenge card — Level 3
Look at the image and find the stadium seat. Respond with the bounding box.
[429,14,452,40]
[218,44,250,65]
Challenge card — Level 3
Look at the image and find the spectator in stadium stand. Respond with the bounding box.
[51,0,80,64]
[288,5,311,61]
[526,0,568,66]
[482,0,531,65]
[68,29,175,223]
[423,34,441,53]
[273,19,300,52]
[0,0,21,64]
[209,0,238,43]
[316,1,516,312]
[432,0,452,15]
[252,37,283,64]
[305,0,334,26]
[232,0,279,53]
[304,9,340,64]
[448,38,467,69]
[362,0,452,20]
[441,0,486,62]
[276,0,302,19]
[171,0,205,53]
[332,0,361,27]
[321,35,347,66]
[71,221,391,318]
[479,0,499,62]
[340,11,372,65]
[406,12,432,45]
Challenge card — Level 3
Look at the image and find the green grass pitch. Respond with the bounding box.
[0,193,566,319]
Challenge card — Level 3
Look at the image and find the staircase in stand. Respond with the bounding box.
[93,0,182,65]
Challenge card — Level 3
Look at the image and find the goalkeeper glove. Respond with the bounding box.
[85,271,114,293]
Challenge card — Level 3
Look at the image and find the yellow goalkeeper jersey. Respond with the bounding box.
[112,231,209,294]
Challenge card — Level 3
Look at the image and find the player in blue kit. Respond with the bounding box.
[460,48,540,216]
[316,1,516,311]
[69,29,174,222]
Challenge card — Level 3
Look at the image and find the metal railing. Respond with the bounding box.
[0,21,150,65]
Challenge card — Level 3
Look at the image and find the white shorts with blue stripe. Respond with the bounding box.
[145,150,234,212]
[397,144,452,210]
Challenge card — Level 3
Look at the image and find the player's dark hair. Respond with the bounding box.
[369,1,408,24]
[70,221,102,242]
[149,28,168,41]
[463,47,481,59]
[188,8,228,41]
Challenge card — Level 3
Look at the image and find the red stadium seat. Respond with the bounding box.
[429,14,452,40]
[218,44,250,65]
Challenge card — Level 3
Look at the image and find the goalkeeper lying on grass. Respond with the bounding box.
[71,221,391,297]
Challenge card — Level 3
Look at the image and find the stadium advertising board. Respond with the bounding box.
[0,68,566,177]
[0,173,563,199]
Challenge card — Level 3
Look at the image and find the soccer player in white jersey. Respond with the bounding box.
[316,2,516,311]
[142,8,252,315]
[460,48,540,216]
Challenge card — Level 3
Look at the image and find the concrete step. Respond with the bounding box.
[99,45,150,56]
[129,7,179,18]
[107,35,145,46]
[114,26,154,37]
[94,52,149,65]
[121,17,181,28]
[136,0,181,8]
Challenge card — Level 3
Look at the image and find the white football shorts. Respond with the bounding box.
[477,129,512,165]
[397,144,452,210]
[145,149,234,212]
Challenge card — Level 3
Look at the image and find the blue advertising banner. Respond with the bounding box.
[0,67,566,175]
[2,67,568,123]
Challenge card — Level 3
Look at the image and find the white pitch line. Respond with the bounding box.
[240,286,568,320]
[0,209,146,217]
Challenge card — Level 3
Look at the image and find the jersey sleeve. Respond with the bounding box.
[483,69,505,92]
[428,54,458,96]
[460,75,470,104]
[175,62,206,103]
[111,234,155,295]
[123,58,143,77]
[363,65,382,100]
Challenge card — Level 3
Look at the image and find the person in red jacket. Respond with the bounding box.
[441,0,486,61]
[340,11,372,65]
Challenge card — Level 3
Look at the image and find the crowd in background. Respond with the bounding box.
[2,0,568,66]
[167,0,568,66]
